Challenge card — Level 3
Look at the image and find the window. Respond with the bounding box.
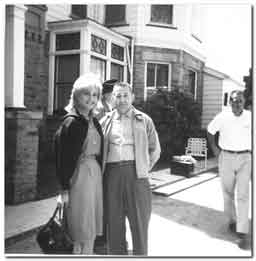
[223,92,228,106]
[111,43,124,61]
[105,5,126,25]
[90,56,106,82]
[91,34,106,55]
[150,5,173,25]
[111,63,124,81]
[90,36,125,82]
[71,5,87,19]
[54,32,81,112]
[184,69,197,99]
[146,63,169,89]
[54,55,80,111]
[56,32,80,51]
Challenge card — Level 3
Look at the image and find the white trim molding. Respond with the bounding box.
[5,5,28,108]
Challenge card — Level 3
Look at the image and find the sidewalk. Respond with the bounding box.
[5,157,217,240]
[5,157,252,256]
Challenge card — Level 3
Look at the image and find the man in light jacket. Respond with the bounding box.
[100,82,161,255]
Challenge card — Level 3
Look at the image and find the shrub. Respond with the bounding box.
[134,89,203,160]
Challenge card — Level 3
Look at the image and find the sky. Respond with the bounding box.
[202,3,252,83]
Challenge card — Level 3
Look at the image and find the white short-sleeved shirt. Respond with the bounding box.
[207,109,251,151]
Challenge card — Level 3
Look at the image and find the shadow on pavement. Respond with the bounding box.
[152,195,252,245]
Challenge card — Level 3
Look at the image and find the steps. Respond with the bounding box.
[152,172,218,197]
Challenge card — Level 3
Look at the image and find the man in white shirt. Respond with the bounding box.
[207,90,252,250]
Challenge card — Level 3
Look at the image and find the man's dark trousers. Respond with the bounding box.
[105,162,152,255]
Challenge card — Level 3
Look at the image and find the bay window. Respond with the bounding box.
[48,20,129,114]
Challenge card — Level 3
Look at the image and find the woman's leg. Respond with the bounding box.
[73,242,82,254]
[81,239,95,254]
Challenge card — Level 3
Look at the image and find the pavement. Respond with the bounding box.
[5,157,253,257]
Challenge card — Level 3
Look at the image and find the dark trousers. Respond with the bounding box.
[105,161,152,255]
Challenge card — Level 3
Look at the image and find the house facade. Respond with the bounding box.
[5,4,206,204]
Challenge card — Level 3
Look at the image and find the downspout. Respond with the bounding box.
[126,36,134,88]
[130,37,134,88]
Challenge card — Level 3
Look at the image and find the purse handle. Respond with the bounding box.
[44,202,64,228]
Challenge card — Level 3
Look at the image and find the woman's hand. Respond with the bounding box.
[57,190,69,206]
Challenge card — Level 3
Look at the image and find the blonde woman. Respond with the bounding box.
[55,73,104,254]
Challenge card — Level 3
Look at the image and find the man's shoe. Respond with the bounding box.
[237,234,251,250]
[228,222,236,233]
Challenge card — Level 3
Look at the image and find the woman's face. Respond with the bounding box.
[76,86,99,112]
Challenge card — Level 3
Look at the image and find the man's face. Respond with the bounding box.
[229,92,245,116]
[112,85,134,114]
[104,92,114,106]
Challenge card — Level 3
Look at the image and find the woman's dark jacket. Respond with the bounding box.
[54,111,104,190]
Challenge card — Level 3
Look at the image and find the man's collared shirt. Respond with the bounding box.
[107,108,135,162]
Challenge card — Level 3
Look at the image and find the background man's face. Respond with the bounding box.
[104,92,114,106]
[230,92,245,116]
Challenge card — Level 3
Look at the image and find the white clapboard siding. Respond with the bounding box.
[135,4,205,61]
[46,5,71,22]
[47,5,103,23]
[105,5,139,38]
[202,73,223,129]
[88,5,105,24]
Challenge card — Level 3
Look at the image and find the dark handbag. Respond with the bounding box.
[36,203,73,254]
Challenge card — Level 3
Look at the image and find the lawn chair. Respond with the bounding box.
[185,138,208,171]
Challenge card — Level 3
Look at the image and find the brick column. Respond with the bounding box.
[5,109,43,204]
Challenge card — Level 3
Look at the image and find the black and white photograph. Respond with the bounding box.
[3,1,254,258]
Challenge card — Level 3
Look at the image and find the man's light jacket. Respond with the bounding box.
[100,107,161,178]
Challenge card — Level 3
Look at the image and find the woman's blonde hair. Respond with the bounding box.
[65,73,102,114]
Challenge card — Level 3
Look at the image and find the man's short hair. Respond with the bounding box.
[113,82,133,93]
[102,79,118,95]
[229,90,245,102]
